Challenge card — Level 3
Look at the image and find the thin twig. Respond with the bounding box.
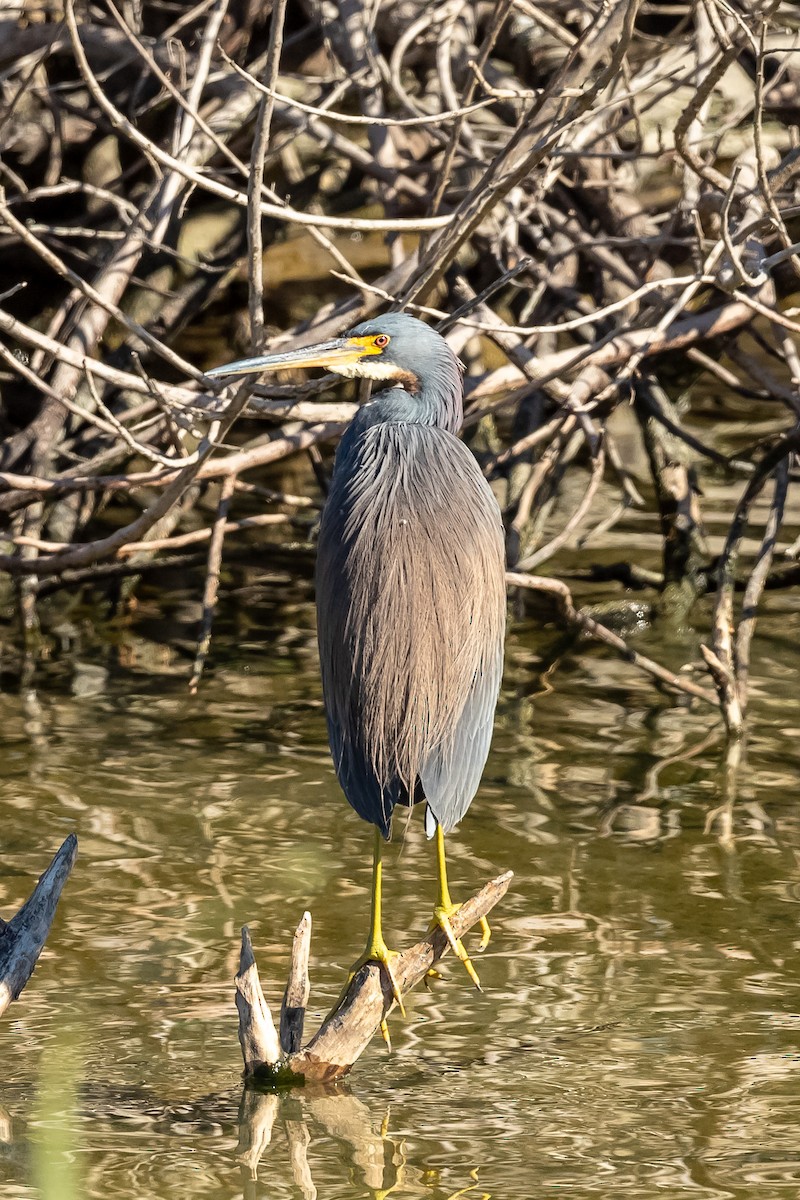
[247,0,289,353]
[189,473,237,693]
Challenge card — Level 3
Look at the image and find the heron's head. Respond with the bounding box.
[206,312,459,399]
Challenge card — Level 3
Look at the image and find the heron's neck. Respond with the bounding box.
[355,380,463,435]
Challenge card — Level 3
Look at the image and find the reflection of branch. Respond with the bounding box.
[703,433,796,735]
[237,1085,406,1199]
[235,872,512,1085]
[285,1119,316,1200]
[0,835,78,1017]
[237,1089,279,1200]
[507,571,718,706]
[304,1091,401,1194]
[704,740,745,851]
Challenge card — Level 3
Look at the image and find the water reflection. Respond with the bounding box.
[238,1087,405,1200]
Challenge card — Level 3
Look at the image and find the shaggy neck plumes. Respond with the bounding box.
[361,365,463,435]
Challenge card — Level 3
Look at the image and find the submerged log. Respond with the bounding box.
[0,834,78,1017]
[235,871,512,1085]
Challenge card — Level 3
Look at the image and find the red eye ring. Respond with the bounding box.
[374,334,389,348]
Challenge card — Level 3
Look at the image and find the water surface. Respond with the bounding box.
[1,541,799,1199]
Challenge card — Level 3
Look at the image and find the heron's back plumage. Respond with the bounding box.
[316,421,505,837]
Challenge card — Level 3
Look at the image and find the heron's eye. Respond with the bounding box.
[374,334,390,349]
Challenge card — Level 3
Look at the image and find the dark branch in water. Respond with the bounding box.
[507,572,718,708]
[0,835,78,1017]
[703,430,799,736]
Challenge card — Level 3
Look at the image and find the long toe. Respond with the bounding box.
[431,904,482,991]
[345,941,407,1018]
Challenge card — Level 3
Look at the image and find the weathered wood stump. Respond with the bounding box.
[0,834,78,1017]
[235,871,513,1084]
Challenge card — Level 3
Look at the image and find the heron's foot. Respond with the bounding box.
[346,935,407,1018]
[430,902,483,991]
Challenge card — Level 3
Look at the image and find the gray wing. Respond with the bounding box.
[418,638,504,833]
[322,709,411,838]
[316,422,505,837]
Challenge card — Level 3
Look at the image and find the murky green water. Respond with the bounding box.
[1,131,797,1185]
[1,518,800,1199]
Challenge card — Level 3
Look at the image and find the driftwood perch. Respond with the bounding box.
[0,834,78,1017]
[235,871,512,1085]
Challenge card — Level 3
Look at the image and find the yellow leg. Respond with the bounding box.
[346,827,406,1020]
[431,824,490,990]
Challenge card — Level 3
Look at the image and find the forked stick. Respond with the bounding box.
[235,871,512,1084]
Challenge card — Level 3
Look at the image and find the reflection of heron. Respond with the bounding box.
[209,313,505,1011]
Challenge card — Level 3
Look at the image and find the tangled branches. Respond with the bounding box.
[1,0,799,730]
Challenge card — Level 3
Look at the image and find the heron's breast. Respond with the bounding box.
[316,423,505,781]
[319,423,504,655]
[329,425,499,545]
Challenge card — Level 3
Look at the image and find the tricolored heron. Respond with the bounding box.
[208,313,506,1012]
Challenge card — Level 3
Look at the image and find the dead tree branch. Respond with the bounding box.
[0,0,796,731]
[235,872,512,1085]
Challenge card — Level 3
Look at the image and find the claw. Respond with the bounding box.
[365,944,406,1016]
[343,938,407,1017]
[381,947,406,1016]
